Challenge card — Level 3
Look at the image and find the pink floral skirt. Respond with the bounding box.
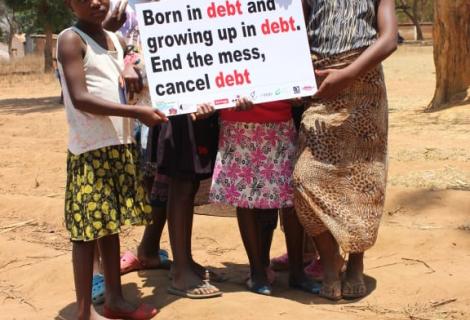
[209,120,297,209]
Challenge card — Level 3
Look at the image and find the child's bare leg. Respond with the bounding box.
[137,206,168,267]
[185,194,221,280]
[281,208,304,280]
[98,234,135,312]
[236,208,269,286]
[255,209,278,269]
[168,177,219,293]
[72,241,95,320]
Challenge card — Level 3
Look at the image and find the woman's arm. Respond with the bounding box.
[57,30,167,126]
[314,0,398,99]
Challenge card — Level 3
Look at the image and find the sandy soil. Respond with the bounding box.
[0,45,469,320]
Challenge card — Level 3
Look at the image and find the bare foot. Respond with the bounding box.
[342,253,367,299]
[319,254,343,301]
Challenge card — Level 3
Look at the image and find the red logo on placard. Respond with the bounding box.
[214,99,229,105]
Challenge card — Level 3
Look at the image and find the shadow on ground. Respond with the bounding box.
[0,96,62,115]
[55,263,378,318]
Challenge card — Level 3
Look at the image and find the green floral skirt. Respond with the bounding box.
[65,144,153,242]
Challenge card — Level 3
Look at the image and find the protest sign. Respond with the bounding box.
[136,0,316,115]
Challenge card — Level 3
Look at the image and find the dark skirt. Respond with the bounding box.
[156,113,219,181]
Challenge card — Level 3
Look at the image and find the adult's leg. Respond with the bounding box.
[167,177,219,295]
[314,231,343,300]
[342,252,367,299]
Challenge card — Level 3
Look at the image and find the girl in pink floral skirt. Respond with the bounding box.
[210,101,320,295]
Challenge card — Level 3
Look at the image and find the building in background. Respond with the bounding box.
[398,22,433,41]
[25,34,58,59]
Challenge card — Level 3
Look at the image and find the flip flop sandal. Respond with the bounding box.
[167,284,223,299]
[319,280,342,301]
[289,279,322,294]
[246,278,272,296]
[342,280,367,300]
[103,303,158,320]
[91,274,105,305]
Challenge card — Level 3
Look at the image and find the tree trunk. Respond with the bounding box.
[410,15,424,40]
[427,0,470,111]
[44,23,54,73]
[5,7,16,58]
[412,0,424,40]
[398,0,425,41]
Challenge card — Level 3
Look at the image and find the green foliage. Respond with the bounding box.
[396,0,434,23]
[4,0,74,34]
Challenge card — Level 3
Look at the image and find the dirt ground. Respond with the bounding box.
[0,45,469,320]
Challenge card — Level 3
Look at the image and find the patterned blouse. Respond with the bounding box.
[306,0,378,56]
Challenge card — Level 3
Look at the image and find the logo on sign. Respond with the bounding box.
[156,101,178,109]
[259,91,273,98]
[214,98,229,105]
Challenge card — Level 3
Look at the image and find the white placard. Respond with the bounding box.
[136,0,316,116]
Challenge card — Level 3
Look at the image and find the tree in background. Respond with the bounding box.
[0,0,20,57]
[4,0,73,72]
[427,0,470,111]
[396,0,433,40]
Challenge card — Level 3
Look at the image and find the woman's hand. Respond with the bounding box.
[191,103,215,121]
[234,97,253,111]
[314,68,354,99]
[103,0,127,32]
[120,64,143,101]
[135,106,168,126]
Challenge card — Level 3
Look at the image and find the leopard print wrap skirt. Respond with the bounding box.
[293,49,388,253]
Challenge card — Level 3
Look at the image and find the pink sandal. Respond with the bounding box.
[120,250,171,275]
[270,253,289,271]
[120,251,142,275]
[304,259,324,281]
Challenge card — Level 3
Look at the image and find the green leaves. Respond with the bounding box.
[4,0,74,34]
